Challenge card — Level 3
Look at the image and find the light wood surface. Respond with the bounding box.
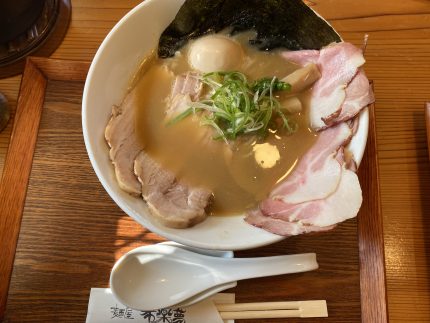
[0,0,429,322]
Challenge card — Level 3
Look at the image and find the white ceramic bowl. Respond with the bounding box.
[82,0,368,250]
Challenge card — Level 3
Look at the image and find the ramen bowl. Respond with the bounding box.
[82,0,368,250]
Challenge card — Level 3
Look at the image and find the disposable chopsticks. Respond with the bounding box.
[216,300,328,319]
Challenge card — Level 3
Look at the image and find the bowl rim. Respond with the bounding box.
[82,0,369,250]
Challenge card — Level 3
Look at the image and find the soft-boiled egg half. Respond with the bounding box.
[188,35,244,73]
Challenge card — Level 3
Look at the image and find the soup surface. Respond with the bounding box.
[134,32,318,215]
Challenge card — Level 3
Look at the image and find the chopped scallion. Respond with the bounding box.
[169,71,297,141]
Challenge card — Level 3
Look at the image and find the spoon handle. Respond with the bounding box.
[214,253,318,281]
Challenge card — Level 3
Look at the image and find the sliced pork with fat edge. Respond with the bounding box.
[245,121,363,236]
[282,42,369,130]
[134,150,212,229]
[246,164,362,236]
[269,122,352,205]
[245,209,336,236]
[267,167,362,227]
[105,91,143,196]
[324,70,375,126]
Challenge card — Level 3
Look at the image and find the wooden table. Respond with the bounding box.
[0,0,429,322]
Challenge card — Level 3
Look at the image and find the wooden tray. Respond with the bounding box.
[0,57,388,322]
[426,103,430,160]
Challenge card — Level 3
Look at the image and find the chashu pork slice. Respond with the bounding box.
[268,122,352,205]
[265,167,362,227]
[245,165,361,236]
[309,42,365,130]
[105,91,143,196]
[282,42,368,130]
[324,69,375,126]
[246,162,362,236]
[245,209,336,237]
[166,71,203,118]
[245,123,363,237]
[170,71,202,101]
[134,151,212,229]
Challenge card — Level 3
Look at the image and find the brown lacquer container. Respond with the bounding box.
[0,0,45,43]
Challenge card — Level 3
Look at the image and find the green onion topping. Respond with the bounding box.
[168,71,297,142]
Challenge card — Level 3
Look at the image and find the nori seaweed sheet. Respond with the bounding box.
[158,0,341,58]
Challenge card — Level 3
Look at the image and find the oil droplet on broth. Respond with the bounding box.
[253,143,280,169]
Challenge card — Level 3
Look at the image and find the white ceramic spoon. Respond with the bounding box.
[110,244,318,310]
[158,241,237,308]
[174,279,243,308]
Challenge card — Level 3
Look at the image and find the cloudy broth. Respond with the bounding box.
[134,32,318,215]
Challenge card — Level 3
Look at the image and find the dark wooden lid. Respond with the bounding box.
[0,0,45,43]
